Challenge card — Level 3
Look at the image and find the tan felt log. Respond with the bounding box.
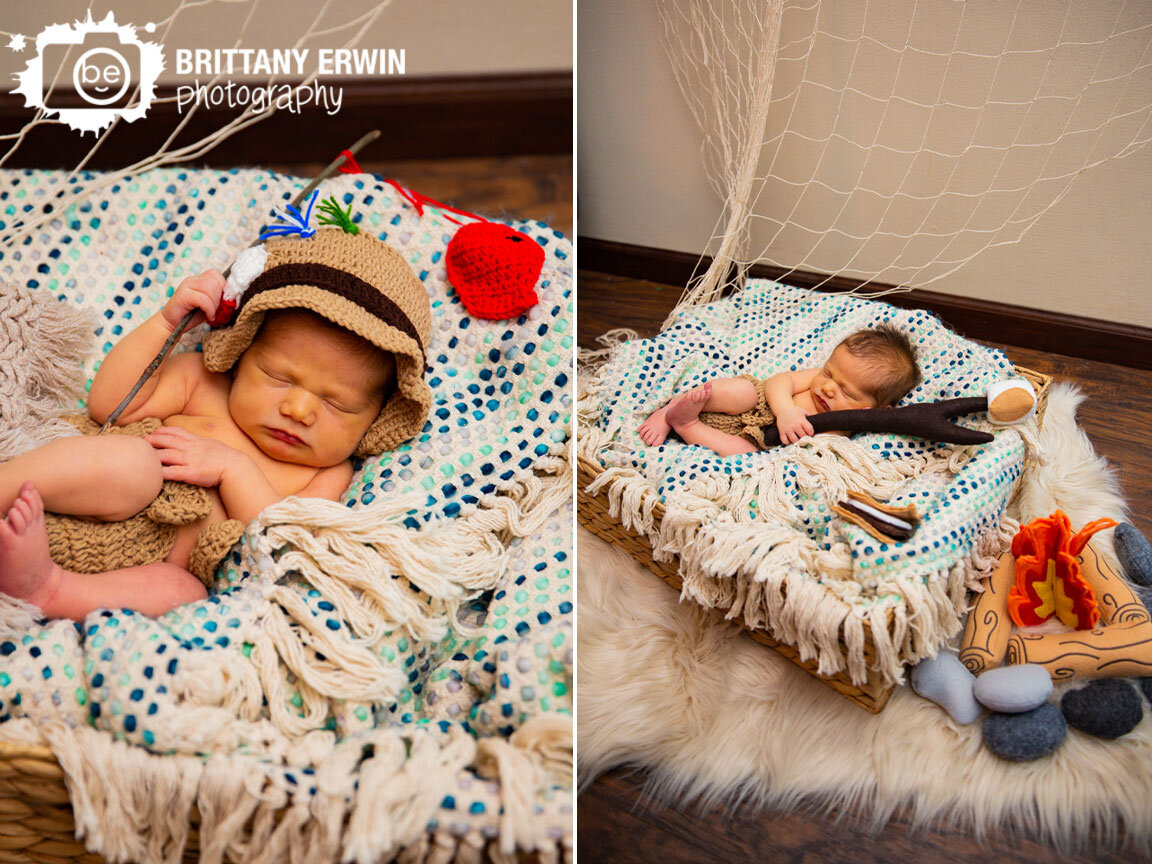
[960,551,1016,675]
[1006,620,1152,680]
[1078,541,1150,626]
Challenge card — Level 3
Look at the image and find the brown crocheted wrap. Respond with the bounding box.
[42,417,245,588]
[697,375,776,450]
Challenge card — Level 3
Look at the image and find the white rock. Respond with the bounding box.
[910,651,982,724]
[973,663,1053,713]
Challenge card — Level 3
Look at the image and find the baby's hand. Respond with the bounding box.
[161,269,226,332]
[776,406,815,445]
[146,426,246,487]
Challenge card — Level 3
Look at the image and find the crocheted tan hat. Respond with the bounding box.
[202,227,431,456]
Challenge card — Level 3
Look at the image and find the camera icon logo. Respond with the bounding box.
[12,11,164,135]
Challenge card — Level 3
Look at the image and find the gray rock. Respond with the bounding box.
[910,651,982,724]
[983,703,1067,761]
[1116,523,1152,587]
[1138,586,1152,618]
[1061,678,1144,739]
[973,663,1053,713]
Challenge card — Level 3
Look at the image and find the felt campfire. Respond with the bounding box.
[961,512,1152,681]
[1007,512,1116,630]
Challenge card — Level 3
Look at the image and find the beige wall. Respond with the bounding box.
[578,0,1152,329]
[1,0,571,79]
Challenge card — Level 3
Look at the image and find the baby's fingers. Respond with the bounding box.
[151,447,186,466]
[159,464,192,482]
[146,427,191,446]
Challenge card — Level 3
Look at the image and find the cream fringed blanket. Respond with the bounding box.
[0,168,574,862]
[579,384,1149,854]
[578,281,1036,687]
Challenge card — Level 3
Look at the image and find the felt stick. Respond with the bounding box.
[757,396,993,447]
[830,490,918,543]
[1006,620,1152,680]
[97,130,381,433]
[959,550,1016,674]
[1078,541,1151,627]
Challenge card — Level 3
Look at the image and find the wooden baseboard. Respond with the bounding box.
[0,72,571,168]
[579,237,1152,371]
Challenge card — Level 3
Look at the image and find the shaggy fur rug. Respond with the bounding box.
[578,383,1151,853]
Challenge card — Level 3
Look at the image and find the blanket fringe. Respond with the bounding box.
[580,410,1021,686]
[475,713,574,858]
[206,459,572,740]
[0,282,97,462]
[38,720,571,864]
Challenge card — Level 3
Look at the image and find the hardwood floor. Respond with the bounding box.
[577,269,1152,863]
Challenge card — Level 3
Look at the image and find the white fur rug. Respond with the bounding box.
[578,383,1150,853]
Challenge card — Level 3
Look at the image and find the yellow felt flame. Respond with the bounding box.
[1053,562,1081,629]
[1030,559,1057,620]
[1030,560,1081,629]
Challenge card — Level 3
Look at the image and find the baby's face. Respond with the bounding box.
[808,346,878,413]
[228,313,389,467]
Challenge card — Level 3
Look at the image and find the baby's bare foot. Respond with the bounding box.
[666,382,712,432]
[638,406,672,446]
[0,483,63,610]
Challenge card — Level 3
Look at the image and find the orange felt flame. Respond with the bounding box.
[1007,511,1117,630]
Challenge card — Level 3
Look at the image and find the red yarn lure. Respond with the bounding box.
[384,179,544,320]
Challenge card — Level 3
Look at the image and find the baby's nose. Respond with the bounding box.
[280,389,316,423]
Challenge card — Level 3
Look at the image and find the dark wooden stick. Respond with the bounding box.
[98,130,381,433]
[757,396,994,447]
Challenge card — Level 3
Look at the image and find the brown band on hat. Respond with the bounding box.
[241,262,425,354]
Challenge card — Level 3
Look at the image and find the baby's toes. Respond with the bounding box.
[22,484,44,522]
[6,504,27,535]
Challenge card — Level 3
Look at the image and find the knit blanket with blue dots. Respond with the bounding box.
[580,280,1032,687]
[0,167,572,862]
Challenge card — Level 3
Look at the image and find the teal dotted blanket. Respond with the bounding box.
[0,167,573,862]
[579,281,1030,686]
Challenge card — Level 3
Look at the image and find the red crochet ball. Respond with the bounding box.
[445,221,545,320]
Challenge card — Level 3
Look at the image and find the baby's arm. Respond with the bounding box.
[88,271,225,425]
[216,460,353,522]
[763,368,819,445]
[146,425,353,522]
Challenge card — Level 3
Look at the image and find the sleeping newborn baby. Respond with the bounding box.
[0,227,431,620]
[639,324,922,456]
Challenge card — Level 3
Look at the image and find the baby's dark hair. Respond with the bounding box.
[837,324,922,406]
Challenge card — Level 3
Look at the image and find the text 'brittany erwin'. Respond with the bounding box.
[174,48,406,77]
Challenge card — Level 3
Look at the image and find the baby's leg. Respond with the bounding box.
[699,377,760,414]
[0,434,163,521]
[0,483,205,620]
[665,383,757,456]
[639,377,760,446]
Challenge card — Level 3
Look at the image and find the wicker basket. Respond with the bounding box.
[578,367,1052,713]
[0,740,204,864]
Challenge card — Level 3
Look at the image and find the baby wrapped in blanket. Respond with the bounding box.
[639,324,922,454]
[0,226,430,619]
